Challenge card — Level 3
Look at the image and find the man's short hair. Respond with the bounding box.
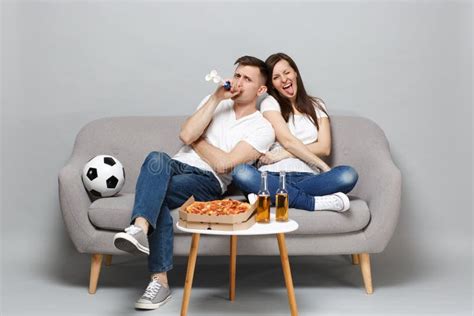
[234,56,268,85]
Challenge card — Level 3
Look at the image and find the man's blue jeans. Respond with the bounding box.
[131,151,222,273]
[231,164,358,211]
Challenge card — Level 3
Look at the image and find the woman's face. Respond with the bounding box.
[271,59,298,101]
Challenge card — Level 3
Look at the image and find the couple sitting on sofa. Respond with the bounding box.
[113,53,359,310]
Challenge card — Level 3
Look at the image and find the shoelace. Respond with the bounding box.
[125,225,142,235]
[142,280,162,300]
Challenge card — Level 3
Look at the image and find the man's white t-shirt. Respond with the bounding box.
[173,95,275,193]
[258,95,328,174]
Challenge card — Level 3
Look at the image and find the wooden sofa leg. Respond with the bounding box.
[89,254,103,294]
[351,254,360,265]
[359,253,373,294]
[105,255,112,266]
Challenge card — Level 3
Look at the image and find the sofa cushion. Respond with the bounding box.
[88,193,370,234]
[287,198,370,234]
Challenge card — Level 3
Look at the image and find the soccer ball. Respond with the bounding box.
[82,155,125,198]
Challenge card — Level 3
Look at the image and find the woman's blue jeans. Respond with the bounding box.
[231,164,358,211]
[131,151,222,273]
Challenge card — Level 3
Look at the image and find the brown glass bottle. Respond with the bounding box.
[275,171,289,222]
[256,171,270,223]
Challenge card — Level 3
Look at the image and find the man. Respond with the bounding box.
[113,56,275,310]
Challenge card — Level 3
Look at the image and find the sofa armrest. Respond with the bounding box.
[355,153,402,253]
[58,156,96,253]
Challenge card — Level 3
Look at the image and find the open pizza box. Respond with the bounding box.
[178,196,257,231]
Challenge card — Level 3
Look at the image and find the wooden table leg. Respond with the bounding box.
[181,233,200,316]
[229,235,237,301]
[105,254,113,266]
[351,254,360,265]
[276,233,298,316]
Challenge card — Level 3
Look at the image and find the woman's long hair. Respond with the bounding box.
[265,53,329,130]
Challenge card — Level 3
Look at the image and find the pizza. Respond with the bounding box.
[186,199,251,216]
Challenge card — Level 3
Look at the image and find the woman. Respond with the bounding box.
[231,53,358,212]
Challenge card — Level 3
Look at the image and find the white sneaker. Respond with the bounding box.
[247,193,258,204]
[314,192,350,212]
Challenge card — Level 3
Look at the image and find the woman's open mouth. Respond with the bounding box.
[282,82,295,96]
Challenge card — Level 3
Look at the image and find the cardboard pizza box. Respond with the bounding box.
[178,212,256,231]
[178,196,257,224]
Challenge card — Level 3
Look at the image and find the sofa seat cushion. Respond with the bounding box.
[88,193,177,233]
[88,193,370,234]
[288,198,370,234]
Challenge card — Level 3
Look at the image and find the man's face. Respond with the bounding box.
[230,65,266,104]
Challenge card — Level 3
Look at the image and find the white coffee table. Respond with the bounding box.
[176,213,299,316]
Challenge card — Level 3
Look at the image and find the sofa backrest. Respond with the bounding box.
[73,116,186,194]
[72,115,391,196]
[329,116,393,197]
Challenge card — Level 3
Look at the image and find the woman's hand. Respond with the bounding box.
[319,164,331,172]
[260,147,333,173]
[259,148,293,165]
[305,159,331,172]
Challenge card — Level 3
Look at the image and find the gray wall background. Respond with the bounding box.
[1,0,472,312]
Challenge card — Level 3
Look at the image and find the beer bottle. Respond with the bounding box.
[256,171,271,223]
[276,171,289,222]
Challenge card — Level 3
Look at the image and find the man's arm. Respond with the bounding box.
[179,95,220,145]
[192,139,262,174]
[179,85,239,145]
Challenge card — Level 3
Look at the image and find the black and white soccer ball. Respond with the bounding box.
[82,155,125,198]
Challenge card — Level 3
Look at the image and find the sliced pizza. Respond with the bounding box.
[186,199,251,216]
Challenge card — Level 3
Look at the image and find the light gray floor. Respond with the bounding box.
[2,245,472,316]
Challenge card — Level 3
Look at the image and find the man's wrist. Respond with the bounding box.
[210,93,223,104]
[191,138,203,149]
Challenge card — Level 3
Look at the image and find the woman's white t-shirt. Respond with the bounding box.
[258,95,328,174]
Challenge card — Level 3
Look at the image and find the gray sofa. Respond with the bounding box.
[58,115,401,295]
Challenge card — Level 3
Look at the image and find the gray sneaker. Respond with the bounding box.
[113,225,150,255]
[135,279,172,310]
